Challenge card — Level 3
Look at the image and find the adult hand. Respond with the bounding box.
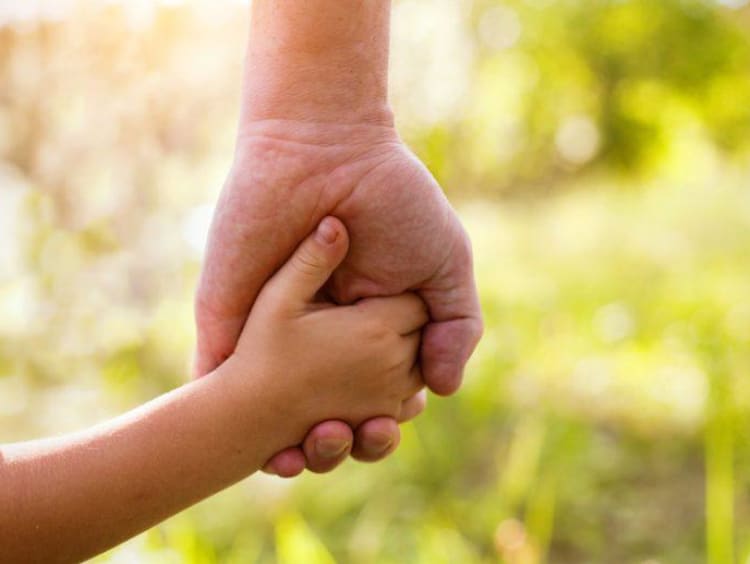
[194,0,482,477]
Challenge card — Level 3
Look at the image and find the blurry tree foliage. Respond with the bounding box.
[411,0,750,194]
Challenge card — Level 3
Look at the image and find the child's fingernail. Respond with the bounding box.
[316,218,339,245]
[316,438,350,459]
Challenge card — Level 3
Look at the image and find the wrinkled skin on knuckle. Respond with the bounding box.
[327,146,463,301]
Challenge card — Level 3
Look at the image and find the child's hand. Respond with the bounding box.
[227,216,427,443]
[0,216,427,563]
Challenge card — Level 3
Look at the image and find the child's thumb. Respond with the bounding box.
[269,217,349,306]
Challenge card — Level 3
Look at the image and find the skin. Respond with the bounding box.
[0,218,428,564]
[196,0,483,477]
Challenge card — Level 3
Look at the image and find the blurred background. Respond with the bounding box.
[1,0,749,562]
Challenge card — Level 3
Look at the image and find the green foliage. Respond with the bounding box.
[409,0,750,194]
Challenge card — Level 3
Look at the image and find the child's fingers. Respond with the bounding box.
[357,293,429,335]
[394,332,424,398]
[398,389,428,423]
[402,362,425,400]
[262,217,349,309]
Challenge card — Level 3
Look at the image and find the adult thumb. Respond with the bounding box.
[266,216,349,306]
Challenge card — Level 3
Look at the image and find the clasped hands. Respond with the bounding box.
[195,119,483,477]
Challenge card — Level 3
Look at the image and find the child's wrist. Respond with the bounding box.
[214,356,311,458]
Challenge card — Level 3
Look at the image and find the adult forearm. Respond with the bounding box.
[242,0,393,125]
[0,367,286,563]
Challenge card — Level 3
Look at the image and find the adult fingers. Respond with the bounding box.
[301,420,354,474]
[262,447,307,478]
[420,318,482,396]
[419,230,483,396]
[350,417,401,463]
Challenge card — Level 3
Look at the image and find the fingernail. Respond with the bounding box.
[365,433,394,455]
[316,218,339,245]
[316,438,350,459]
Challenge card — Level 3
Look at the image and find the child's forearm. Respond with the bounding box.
[0,363,288,564]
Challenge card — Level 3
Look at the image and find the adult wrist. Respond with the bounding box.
[240,56,393,126]
[239,0,393,126]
